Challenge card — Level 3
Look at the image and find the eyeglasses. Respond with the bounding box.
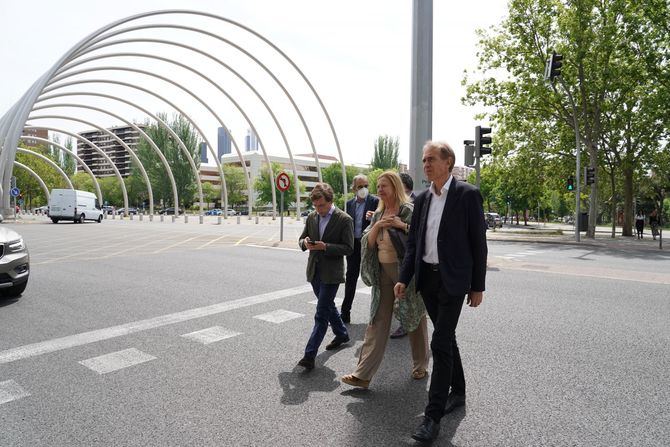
[357,185,369,189]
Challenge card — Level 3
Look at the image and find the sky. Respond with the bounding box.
[0,0,509,168]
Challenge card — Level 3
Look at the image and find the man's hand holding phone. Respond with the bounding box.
[305,237,326,251]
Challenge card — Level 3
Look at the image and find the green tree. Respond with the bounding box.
[222,165,247,207]
[14,141,67,209]
[370,135,399,170]
[132,113,201,208]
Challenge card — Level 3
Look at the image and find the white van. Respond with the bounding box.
[48,189,103,223]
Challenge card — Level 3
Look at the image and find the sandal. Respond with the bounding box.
[341,374,370,389]
[412,369,427,380]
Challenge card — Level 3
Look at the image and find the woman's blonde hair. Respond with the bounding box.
[376,170,409,213]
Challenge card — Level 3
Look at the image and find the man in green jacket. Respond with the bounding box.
[297,183,354,370]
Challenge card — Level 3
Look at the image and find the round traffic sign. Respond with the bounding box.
[276,172,291,192]
[10,187,20,197]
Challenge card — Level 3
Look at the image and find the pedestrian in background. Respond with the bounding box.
[395,141,488,443]
[389,172,417,339]
[342,174,379,324]
[297,183,354,370]
[341,171,429,389]
[649,209,659,241]
[635,210,645,239]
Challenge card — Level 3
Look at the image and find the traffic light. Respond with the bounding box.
[475,126,492,157]
[463,140,475,167]
[586,167,595,185]
[567,176,574,191]
[544,51,563,81]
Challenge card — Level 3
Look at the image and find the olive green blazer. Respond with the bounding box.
[299,207,354,284]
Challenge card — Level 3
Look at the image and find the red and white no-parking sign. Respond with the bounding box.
[276,172,291,192]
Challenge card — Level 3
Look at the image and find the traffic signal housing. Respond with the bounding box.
[567,176,574,191]
[586,167,595,185]
[463,140,475,167]
[475,126,492,157]
[545,51,563,81]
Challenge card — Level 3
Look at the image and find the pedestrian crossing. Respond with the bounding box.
[497,248,548,261]
[0,286,373,406]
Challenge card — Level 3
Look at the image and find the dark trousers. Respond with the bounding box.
[342,237,362,315]
[304,266,348,358]
[420,262,466,422]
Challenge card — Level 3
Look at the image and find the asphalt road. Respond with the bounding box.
[1,220,668,446]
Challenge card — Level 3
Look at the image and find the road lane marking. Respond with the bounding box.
[308,298,344,306]
[246,244,300,252]
[196,234,230,250]
[0,284,313,365]
[253,309,304,324]
[181,326,242,344]
[0,380,31,405]
[152,236,199,254]
[234,236,249,246]
[79,348,156,374]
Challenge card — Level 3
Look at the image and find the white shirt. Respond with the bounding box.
[422,176,453,264]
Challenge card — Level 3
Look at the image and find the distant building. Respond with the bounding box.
[244,129,258,152]
[77,124,146,177]
[452,165,475,182]
[21,127,49,147]
[217,127,231,158]
[199,142,208,163]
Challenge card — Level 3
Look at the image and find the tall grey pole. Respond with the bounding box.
[558,77,581,242]
[409,0,433,190]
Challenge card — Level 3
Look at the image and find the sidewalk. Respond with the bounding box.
[486,223,666,252]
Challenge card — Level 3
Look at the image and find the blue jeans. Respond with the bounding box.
[304,268,349,358]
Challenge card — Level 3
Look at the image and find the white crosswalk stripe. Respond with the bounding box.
[79,348,156,374]
[0,380,30,405]
[181,326,242,345]
[253,309,304,324]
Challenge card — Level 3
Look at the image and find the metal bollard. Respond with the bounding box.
[217,215,222,225]
[172,215,176,223]
[237,215,240,224]
[255,216,259,224]
[199,215,203,224]
[184,214,188,224]
[112,212,115,220]
[104,213,108,219]
[139,213,143,221]
[160,214,164,222]
[130,213,133,220]
[149,214,153,222]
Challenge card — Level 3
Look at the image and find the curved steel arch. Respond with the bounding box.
[26,117,137,213]
[14,161,50,201]
[54,41,307,214]
[30,103,179,213]
[35,91,204,214]
[18,135,102,204]
[24,124,131,210]
[15,148,73,190]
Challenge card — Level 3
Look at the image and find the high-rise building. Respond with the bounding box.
[217,127,231,159]
[199,142,208,163]
[21,127,49,147]
[244,129,258,152]
[77,124,146,177]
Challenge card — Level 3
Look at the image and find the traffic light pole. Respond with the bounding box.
[558,76,581,242]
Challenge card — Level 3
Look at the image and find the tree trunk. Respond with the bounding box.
[610,170,616,239]
[622,166,634,236]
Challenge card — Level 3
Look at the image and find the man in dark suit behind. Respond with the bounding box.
[297,183,354,370]
[394,141,488,443]
[342,174,379,323]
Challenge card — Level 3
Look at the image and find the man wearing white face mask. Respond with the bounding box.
[343,174,379,323]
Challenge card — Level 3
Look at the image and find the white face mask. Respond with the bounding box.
[356,187,368,200]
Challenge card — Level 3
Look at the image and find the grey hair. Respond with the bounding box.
[350,174,369,191]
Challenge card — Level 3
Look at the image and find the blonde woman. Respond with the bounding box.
[341,171,429,388]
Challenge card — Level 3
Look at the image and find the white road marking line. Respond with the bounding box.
[0,284,312,365]
[0,380,31,405]
[234,236,249,246]
[181,326,242,345]
[253,309,304,324]
[152,236,199,254]
[79,348,156,374]
[196,234,230,250]
[245,244,300,252]
[308,298,344,306]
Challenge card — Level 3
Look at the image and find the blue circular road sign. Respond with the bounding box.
[10,187,20,197]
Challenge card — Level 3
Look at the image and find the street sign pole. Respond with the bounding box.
[275,172,291,243]
[280,191,284,242]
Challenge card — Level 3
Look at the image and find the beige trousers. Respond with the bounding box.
[353,262,429,382]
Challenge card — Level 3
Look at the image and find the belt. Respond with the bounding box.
[422,261,440,272]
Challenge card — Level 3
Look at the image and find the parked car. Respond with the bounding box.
[160,207,184,215]
[48,189,103,223]
[300,209,313,217]
[101,206,114,215]
[33,205,49,215]
[116,207,138,215]
[485,212,502,229]
[0,226,30,298]
[205,208,222,216]
[225,208,238,216]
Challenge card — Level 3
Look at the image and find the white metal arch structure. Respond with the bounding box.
[26,118,134,213]
[15,148,74,190]
[23,124,131,211]
[35,92,204,214]
[0,10,346,216]
[30,103,179,213]
[14,161,50,202]
[18,135,102,204]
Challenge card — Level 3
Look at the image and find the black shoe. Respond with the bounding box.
[297,356,315,370]
[411,416,440,443]
[325,336,350,350]
[444,393,466,414]
[341,312,350,324]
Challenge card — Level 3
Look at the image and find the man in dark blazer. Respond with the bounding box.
[394,141,487,443]
[342,174,379,323]
[297,183,354,370]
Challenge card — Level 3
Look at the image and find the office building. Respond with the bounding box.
[77,124,146,177]
[217,127,232,158]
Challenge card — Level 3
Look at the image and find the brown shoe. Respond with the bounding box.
[341,374,370,389]
[412,369,427,380]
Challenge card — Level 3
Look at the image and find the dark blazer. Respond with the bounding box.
[299,207,354,284]
[346,194,379,238]
[399,179,488,296]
